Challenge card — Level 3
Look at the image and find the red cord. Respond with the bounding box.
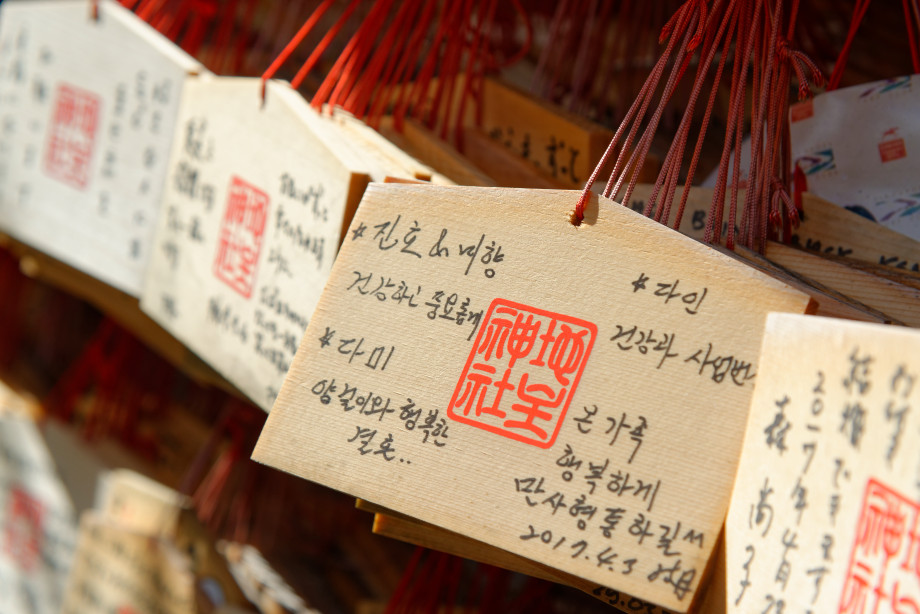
[494,0,532,69]
[262,0,336,87]
[136,0,166,22]
[309,2,374,109]
[292,0,360,91]
[320,0,396,112]
[261,0,335,101]
[407,0,463,130]
[657,0,732,226]
[454,0,499,150]
[827,0,871,90]
[429,0,473,139]
[904,0,920,72]
[368,0,438,128]
[344,0,420,118]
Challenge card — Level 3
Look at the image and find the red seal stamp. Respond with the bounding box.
[879,128,908,163]
[43,83,101,190]
[447,299,596,448]
[839,478,919,613]
[790,99,814,123]
[213,175,270,298]
[3,486,44,572]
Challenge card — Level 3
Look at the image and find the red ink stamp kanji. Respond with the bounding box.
[879,128,908,163]
[447,299,596,448]
[839,478,920,613]
[790,99,814,123]
[43,83,101,189]
[213,175,270,298]
[3,486,44,572]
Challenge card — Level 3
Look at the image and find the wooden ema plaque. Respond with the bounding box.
[0,0,203,296]
[619,185,920,273]
[141,76,369,411]
[725,314,920,613]
[253,184,812,611]
[0,412,77,614]
[62,512,196,614]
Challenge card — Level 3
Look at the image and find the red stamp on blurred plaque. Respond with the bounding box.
[790,99,814,123]
[448,299,596,448]
[879,129,907,163]
[213,176,270,298]
[43,83,101,189]
[838,478,919,613]
[3,486,44,571]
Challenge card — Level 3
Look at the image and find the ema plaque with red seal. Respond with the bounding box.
[2,486,45,572]
[839,478,920,613]
[447,298,596,448]
[213,175,270,299]
[43,83,101,190]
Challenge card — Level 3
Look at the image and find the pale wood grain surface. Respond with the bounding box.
[141,77,368,411]
[725,313,920,612]
[0,0,203,295]
[254,184,811,611]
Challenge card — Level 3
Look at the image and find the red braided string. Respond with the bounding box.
[657,0,733,226]
[454,0,499,151]
[674,1,739,230]
[345,0,421,119]
[531,0,571,95]
[367,0,438,129]
[261,0,335,87]
[328,0,394,111]
[291,0,360,91]
[384,548,425,614]
[430,0,474,139]
[827,0,871,90]
[310,0,390,110]
[622,6,698,210]
[136,0,166,22]
[403,0,460,129]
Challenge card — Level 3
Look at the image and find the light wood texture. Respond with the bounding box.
[725,314,920,612]
[610,184,919,324]
[141,77,370,411]
[463,127,570,188]
[390,77,613,189]
[611,184,723,241]
[254,184,811,611]
[794,192,920,270]
[0,0,203,295]
[378,117,497,187]
[829,256,920,290]
[725,245,899,324]
[62,512,196,614]
[765,241,920,328]
[615,187,920,277]
[96,469,189,538]
[95,468,249,610]
[0,377,40,418]
[331,109,454,185]
[477,79,613,190]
